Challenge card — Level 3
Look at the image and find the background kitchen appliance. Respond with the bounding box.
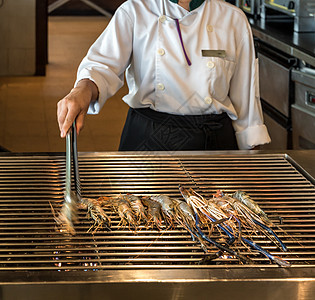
[262,0,315,32]
[256,40,297,150]
[291,68,315,149]
[236,0,262,16]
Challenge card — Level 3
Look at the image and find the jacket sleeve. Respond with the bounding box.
[74,5,133,114]
[229,20,271,149]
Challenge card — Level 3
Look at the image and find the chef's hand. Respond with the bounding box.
[57,79,98,138]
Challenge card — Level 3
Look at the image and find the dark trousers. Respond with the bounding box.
[119,108,238,151]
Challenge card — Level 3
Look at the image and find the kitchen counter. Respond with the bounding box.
[247,15,315,152]
[248,17,315,67]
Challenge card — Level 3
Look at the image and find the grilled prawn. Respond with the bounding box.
[79,197,111,232]
[141,196,163,229]
[232,190,272,225]
[179,185,236,233]
[112,194,137,228]
[149,194,175,226]
[172,199,208,252]
[125,193,148,222]
[212,190,288,255]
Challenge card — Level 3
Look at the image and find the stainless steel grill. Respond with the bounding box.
[0,152,315,299]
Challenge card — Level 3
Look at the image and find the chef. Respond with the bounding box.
[57,0,271,151]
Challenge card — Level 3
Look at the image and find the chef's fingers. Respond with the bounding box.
[75,112,86,135]
[60,105,81,138]
[57,95,80,138]
[57,100,68,134]
[57,80,96,137]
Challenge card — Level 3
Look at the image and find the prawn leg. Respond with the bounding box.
[194,212,251,264]
[80,197,111,232]
[242,237,290,267]
[233,191,272,224]
[252,218,288,252]
[203,213,289,267]
[204,214,236,245]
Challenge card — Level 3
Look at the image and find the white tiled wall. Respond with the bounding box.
[0,0,36,76]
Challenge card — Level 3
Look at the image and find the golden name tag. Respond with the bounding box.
[201,50,226,58]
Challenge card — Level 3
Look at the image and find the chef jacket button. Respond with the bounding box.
[207,25,213,32]
[204,97,213,105]
[157,83,165,90]
[207,61,215,69]
[157,48,165,56]
[159,15,166,23]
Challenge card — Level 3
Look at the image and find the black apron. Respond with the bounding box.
[119,108,238,151]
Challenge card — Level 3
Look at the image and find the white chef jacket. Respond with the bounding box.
[75,0,271,149]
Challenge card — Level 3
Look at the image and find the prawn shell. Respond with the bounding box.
[113,195,137,228]
[150,194,174,218]
[141,196,163,228]
[233,190,271,224]
[125,194,148,221]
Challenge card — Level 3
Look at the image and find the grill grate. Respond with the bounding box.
[0,153,315,271]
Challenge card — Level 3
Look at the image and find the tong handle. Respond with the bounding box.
[65,127,72,200]
[72,121,81,199]
[65,121,81,201]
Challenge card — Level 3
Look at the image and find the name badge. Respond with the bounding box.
[202,50,226,58]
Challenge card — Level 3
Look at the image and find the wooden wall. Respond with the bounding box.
[0,0,37,76]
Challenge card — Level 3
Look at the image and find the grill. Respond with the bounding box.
[0,152,315,299]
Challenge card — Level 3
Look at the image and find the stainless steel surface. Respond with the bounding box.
[292,105,315,149]
[251,25,315,67]
[286,150,315,178]
[291,68,315,150]
[263,0,296,17]
[63,123,79,226]
[236,0,262,16]
[293,0,315,33]
[261,113,288,150]
[0,152,315,299]
[65,127,73,203]
[258,52,290,117]
[257,49,292,150]
[72,122,81,198]
[262,0,315,32]
[292,68,315,112]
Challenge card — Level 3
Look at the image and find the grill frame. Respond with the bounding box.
[0,151,315,289]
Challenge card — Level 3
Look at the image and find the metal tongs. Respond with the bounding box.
[58,121,81,234]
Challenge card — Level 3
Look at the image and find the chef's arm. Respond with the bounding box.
[57,79,99,138]
[75,5,133,115]
[57,4,133,138]
[229,22,271,149]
